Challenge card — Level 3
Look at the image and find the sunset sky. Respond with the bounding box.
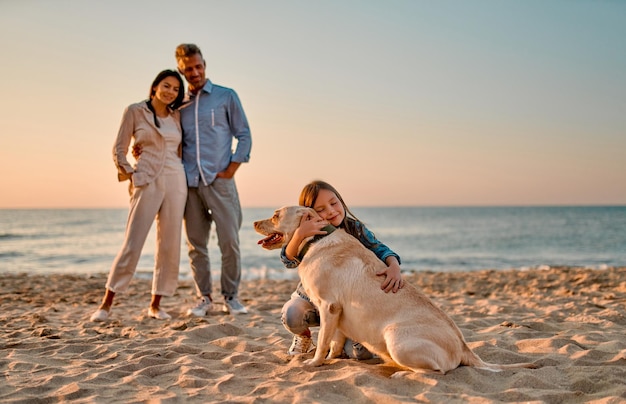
[1,0,624,208]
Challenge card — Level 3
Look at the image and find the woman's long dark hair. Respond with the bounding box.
[146,69,185,128]
[298,180,376,248]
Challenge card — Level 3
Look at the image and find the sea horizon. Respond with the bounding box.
[1,206,625,280]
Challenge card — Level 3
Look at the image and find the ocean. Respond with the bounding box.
[1,206,624,280]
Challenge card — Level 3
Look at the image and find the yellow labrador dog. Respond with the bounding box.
[254,206,536,374]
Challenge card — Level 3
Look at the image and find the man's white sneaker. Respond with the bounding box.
[288,335,316,355]
[224,297,248,314]
[187,296,213,317]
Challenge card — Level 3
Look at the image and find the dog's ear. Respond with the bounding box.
[306,207,321,220]
[294,206,310,218]
[294,206,320,221]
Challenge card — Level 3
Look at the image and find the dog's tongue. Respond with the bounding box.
[257,235,272,245]
[257,233,282,248]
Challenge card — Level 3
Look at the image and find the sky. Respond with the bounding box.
[0,0,624,208]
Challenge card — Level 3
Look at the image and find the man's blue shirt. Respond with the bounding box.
[180,79,252,187]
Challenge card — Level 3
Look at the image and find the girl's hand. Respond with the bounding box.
[295,213,329,239]
[376,261,404,293]
[285,213,329,261]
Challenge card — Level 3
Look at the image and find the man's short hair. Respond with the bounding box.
[175,44,203,61]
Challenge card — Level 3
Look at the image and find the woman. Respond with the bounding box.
[280,180,404,357]
[90,70,187,322]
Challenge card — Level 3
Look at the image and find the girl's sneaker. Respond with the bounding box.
[288,335,316,355]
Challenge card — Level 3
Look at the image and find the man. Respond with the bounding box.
[175,43,252,315]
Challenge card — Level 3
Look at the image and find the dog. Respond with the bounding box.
[254,206,536,374]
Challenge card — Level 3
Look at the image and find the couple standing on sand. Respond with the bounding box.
[90,43,251,322]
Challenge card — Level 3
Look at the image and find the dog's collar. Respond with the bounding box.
[296,224,336,261]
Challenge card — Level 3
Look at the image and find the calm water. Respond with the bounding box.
[0,207,624,280]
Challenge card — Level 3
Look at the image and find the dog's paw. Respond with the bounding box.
[327,348,343,359]
[303,358,324,367]
[391,370,414,379]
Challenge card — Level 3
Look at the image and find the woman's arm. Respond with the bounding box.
[112,106,136,182]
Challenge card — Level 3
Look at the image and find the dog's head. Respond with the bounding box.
[253,206,317,250]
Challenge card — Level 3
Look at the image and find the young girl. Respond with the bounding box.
[281,180,404,357]
[90,69,187,322]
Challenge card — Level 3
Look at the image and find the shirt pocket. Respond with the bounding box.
[211,104,228,128]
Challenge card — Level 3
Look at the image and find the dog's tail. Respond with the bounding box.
[461,345,537,372]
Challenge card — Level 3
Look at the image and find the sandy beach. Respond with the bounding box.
[1,266,625,403]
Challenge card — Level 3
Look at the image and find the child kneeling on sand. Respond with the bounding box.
[280,180,404,358]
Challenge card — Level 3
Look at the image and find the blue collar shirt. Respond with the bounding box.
[180,79,252,187]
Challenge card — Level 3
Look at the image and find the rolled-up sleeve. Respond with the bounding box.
[112,106,135,182]
[361,225,402,265]
[228,90,251,164]
[280,246,300,269]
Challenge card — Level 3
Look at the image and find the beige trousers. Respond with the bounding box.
[106,170,187,296]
